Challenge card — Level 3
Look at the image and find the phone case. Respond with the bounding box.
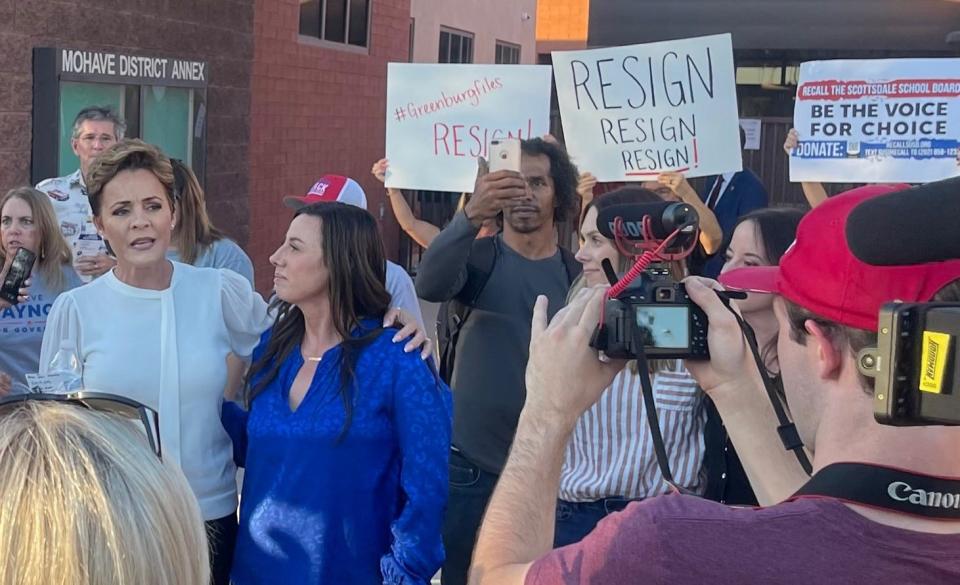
[489,139,521,172]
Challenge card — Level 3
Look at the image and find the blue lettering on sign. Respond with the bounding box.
[0,302,54,327]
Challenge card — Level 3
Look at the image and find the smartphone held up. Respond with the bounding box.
[488,138,521,173]
[0,247,36,305]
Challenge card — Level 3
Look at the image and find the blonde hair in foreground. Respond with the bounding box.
[0,402,209,585]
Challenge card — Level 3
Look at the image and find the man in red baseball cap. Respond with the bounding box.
[467,184,960,585]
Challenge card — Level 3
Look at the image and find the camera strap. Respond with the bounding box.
[715,292,814,476]
[792,462,960,519]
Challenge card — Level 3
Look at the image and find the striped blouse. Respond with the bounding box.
[559,360,707,502]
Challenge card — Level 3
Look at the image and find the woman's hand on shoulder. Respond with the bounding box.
[383,308,433,360]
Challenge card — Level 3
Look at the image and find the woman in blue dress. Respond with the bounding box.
[223,201,452,584]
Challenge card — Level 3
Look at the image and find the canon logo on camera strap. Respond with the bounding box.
[888,481,960,510]
[792,462,960,519]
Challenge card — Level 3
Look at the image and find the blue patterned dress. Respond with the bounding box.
[223,322,453,584]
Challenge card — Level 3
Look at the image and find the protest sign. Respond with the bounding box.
[791,59,960,183]
[385,63,552,193]
[552,34,742,181]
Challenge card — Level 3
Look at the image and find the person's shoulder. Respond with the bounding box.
[35,174,75,201]
[735,169,768,191]
[59,264,85,291]
[210,237,249,258]
[628,492,840,531]
[385,260,412,282]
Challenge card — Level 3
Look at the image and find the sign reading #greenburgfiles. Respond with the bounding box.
[57,48,208,88]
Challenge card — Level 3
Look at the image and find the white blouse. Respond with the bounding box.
[40,261,272,520]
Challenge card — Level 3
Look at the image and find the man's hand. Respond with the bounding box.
[464,160,526,228]
[682,277,754,394]
[525,287,625,430]
[371,158,388,183]
[784,128,800,156]
[74,253,116,278]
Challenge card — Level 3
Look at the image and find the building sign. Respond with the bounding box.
[57,48,208,88]
[552,34,742,181]
[791,58,960,184]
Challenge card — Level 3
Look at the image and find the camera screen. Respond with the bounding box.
[634,306,690,349]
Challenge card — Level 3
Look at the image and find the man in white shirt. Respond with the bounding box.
[283,175,425,327]
[36,106,125,281]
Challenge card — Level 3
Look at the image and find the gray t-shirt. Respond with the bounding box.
[167,238,255,286]
[0,265,83,392]
[416,212,575,473]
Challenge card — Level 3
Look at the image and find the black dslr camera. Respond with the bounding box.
[589,201,709,360]
[592,266,710,360]
[860,303,960,426]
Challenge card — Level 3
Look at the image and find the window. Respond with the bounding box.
[439,28,474,64]
[299,0,370,47]
[495,41,521,65]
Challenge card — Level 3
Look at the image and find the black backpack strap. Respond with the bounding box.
[438,237,499,383]
[558,246,582,285]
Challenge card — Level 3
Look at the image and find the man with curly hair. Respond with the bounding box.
[416,137,581,585]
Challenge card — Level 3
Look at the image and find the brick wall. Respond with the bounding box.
[247,0,411,294]
[0,0,255,246]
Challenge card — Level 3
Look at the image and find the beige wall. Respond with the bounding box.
[410,0,537,64]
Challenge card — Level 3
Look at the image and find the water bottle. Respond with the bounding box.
[48,341,83,393]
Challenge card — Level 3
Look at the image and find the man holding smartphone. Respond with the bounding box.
[36,106,125,282]
[416,137,581,585]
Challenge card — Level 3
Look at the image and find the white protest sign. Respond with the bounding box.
[791,59,960,183]
[385,63,553,193]
[552,34,742,181]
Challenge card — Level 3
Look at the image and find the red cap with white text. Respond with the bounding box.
[719,184,960,331]
[284,175,368,210]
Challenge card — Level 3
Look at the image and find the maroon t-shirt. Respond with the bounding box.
[526,494,960,584]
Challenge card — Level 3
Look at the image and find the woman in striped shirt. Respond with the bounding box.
[555,186,708,547]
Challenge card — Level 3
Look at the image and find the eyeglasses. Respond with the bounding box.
[0,392,162,458]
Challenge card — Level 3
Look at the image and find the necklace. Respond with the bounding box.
[305,356,323,362]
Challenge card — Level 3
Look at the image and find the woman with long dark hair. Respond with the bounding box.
[701,206,805,506]
[223,202,452,584]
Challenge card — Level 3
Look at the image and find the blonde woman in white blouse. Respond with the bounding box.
[39,140,270,585]
[556,186,708,547]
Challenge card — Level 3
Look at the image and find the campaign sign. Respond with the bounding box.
[385,63,553,193]
[792,59,960,183]
[552,34,742,181]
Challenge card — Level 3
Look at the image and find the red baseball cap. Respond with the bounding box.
[719,184,960,331]
[283,175,368,210]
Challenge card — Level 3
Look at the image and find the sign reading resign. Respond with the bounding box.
[552,34,742,181]
[385,63,553,193]
[791,59,960,183]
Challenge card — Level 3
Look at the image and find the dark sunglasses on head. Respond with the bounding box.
[0,392,162,458]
